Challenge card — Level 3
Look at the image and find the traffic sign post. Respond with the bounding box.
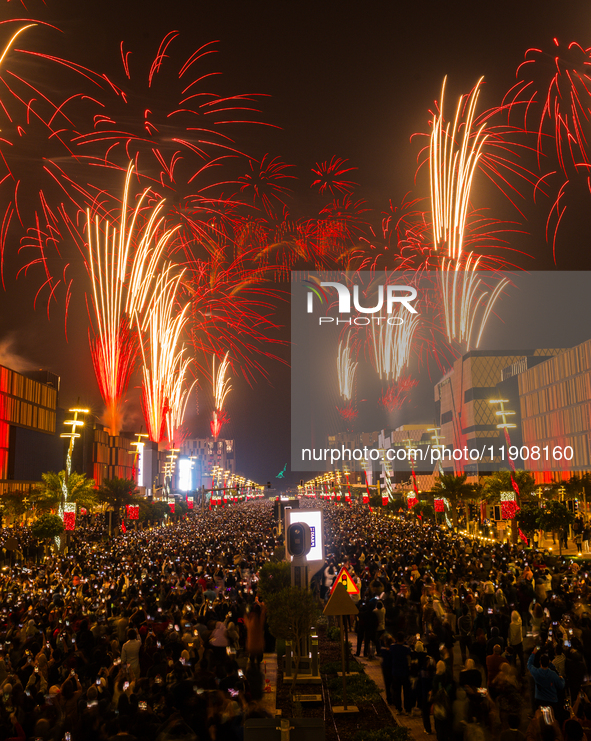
[323,583,359,714]
[330,566,360,597]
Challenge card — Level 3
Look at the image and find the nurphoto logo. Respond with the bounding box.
[305,281,418,326]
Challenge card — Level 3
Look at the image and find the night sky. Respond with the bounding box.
[0,0,590,488]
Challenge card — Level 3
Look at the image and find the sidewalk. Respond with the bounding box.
[351,639,487,740]
[536,535,591,559]
[461,529,591,560]
[352,651,424,738]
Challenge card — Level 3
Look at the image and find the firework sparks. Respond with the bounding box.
[337,404,358,423]
[379,375,418,412]
[430,77,488,262]
[507,40,591,175]
[430,78,510,348]
[336,333,358,424]
[236,154,296,216]
[502,39,591,257]
[311,157,358,196]
[165,353,197,445]
[0,19,108,317]
[370,306,419,381]
[176,229,287,383]
[0,22,36,66]
[86,162,178,434]
[72,34,275,189]
[210,351,231,440]
[438,254,509,348]
[138,267,190,443]
[357,196,434,272]
[337,335,357,401]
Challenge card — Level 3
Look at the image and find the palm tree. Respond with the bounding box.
[431,473,477,530]
[97,477,138,529]
[33,471,97,516]
[0,491,28,523]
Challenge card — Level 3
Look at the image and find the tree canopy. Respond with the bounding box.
[31,513,64,540]
[97,478,138,509]
[431,473,477,526]
[480,470,536,503]
[97,478,140,528]
[34,471,97,514]
[432,473,476,503]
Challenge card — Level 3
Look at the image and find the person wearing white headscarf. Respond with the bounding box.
[508,610,525,677]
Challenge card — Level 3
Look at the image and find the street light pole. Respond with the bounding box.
[58,406,89,549]
[489,399,518,544]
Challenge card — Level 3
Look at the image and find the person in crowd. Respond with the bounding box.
[244,598,266,667]
[509,610,526,677]
[379,633,394,705]
[431,659,454,741]
[458,606,473,664]
[391,631,412,715]
[528,646,565,714]
[120,629,142,678]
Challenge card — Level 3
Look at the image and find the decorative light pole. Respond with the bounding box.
[165,448,179,496]
[490,399,521,544]
[59,407,89,518]
[130,433,149,487]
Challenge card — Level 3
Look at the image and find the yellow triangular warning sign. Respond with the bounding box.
[330,566,360,596]
[324,582,359,616]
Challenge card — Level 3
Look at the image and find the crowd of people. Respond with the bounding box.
[0,504,280,741]
[0,499,588,741]
[319,506,591,741]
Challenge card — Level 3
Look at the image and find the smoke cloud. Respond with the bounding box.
[0,335,37,374]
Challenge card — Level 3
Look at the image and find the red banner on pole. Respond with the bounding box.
[126,505,139,520]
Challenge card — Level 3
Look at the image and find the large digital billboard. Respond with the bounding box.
[285,508,324,565]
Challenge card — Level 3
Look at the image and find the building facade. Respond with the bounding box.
[434,348,561,478]
[0,366,62,494]
[519,338,591,482]
[173,438,236,492]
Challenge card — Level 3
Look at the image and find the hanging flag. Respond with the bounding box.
[363,470,370,505]
[63,502,76,531]
[411,468,419,495]
[501,491,519,520]
[126,504,139,520]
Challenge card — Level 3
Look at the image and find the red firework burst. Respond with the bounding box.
[357,195,434,272]
[210,409,229,440]
[0,20,107,321]
[379,375,418,413]
[71,34,276,192]
[337,403,358,422]
[9,27,298,379]
[311,156,358,195]
[506,39,591,175]
[503,39,591,258]
[236,154,295,216]
[171,230,287,383]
